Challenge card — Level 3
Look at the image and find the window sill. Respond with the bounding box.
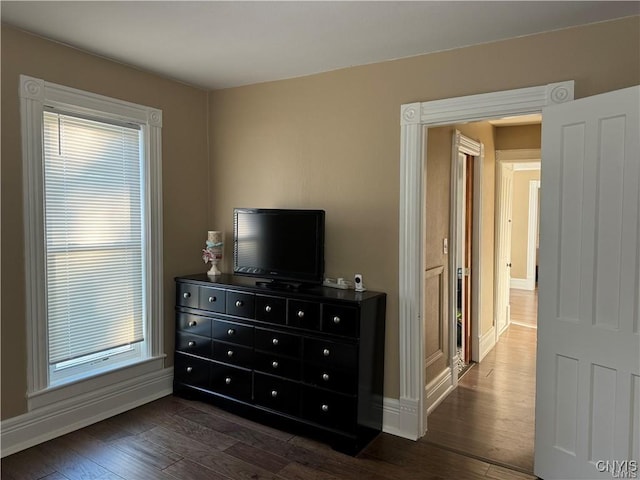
[27,355,166,411]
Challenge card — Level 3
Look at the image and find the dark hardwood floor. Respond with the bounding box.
[2,291,539,480]
[423,290,538,474]
[2,392,536,480]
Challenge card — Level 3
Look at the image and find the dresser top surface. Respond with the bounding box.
[176,273,385,303]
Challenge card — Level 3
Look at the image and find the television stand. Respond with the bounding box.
[173,273,386,454]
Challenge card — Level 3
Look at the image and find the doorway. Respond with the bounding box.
[400,82,638,479]
[459,153,474,368]
[450,131,483,372]
[421,116,541,472]
[496,152,541,334]
[396,80,574,441]
[423,119,541,473]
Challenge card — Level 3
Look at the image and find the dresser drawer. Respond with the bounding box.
[210,364,252,402]
[213,342,253,368]
[303,363,357,394]
[226,291,255,319]
[254,351,301,380]
[255,295,286,325]
[175,353,210,389]
[303,338,357,368]
[288,300,320,331]
[254,373,301,416]
[302,387,357,431]
[177,313,212,337]
[255,328,301,357]
[213,319,253,347]
[176,282,199,309]
[176,332,212,359]
[322,304,358,337]
[199,287,226,313]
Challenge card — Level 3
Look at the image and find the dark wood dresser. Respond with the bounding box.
[173,273,386,454]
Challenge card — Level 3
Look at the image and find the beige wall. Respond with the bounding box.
[1,17,638,418]
[423,125,452,382]
[208,17,639,399]
[1,27,210,419]
[495,124,541,150]
[511,170,541,280]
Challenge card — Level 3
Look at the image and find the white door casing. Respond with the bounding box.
[450,132,483,367]
[534,86,640,479]
[398,81,574,440]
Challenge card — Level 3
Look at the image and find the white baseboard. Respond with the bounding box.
[510,277,535,290]
[4,380,413,455]
[425,368,454,416]
[382,397,402,437]
[1,367,174,457]
[478,325,496,362]
[382,396,421,440]
[383,370,456,441]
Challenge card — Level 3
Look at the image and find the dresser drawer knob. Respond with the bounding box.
[272,338,279,346]
[208,296,216,303]
[225,377,232,385]
[186,366,193,373]
[323,348,330,357]
[188,320,197,327]
[235,300,244,307]
[322,373,330,381]
[333,316,341,324]
[183,292,191,299]
[271,360,279,368]
[321,404,329,412]
[271,390,278,398]
[188,341,196,347]
[227,328,235,336]
[265,305,272,313]
[297,310,305,318]
[227,350,234,358]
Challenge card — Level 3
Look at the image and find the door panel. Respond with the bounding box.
[495,163,513,337]
[535,86,640,479]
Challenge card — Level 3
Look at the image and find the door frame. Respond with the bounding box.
[450,132,483,367]
[397,81,574,440]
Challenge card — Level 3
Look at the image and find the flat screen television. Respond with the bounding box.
[233,208,325,286]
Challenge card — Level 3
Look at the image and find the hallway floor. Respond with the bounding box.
[423,289,538,474]
[510,288,538,329]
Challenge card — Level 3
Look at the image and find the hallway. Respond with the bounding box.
[422,289,537,474]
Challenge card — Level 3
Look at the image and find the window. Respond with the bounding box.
[20,75,164,405]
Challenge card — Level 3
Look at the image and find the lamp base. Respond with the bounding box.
[207,262,221,276]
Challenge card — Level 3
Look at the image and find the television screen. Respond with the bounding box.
[233,208,325,285]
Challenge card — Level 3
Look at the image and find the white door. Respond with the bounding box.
[535,86,640,479]
[495,162,513,337]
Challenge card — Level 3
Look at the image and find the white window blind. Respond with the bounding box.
[43,110,145,365]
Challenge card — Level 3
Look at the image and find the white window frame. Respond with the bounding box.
[20,75,165,410]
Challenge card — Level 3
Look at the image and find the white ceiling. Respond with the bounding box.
[1,1,638,90]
